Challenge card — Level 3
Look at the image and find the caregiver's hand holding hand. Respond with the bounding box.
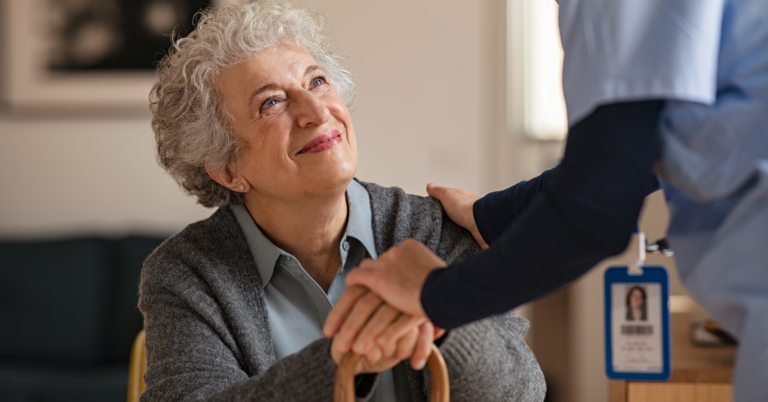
[427,183,488,249]
[326,286,439,371]
[325,240,448,364]
[348,239,445,319]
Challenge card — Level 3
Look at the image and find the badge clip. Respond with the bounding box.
[628,231,674,276]
[627,232,646,276]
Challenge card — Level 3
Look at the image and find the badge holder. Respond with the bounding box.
[605,231,672,381]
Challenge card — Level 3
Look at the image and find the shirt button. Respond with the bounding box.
[342,241,350,251]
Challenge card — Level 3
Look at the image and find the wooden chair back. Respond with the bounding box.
[127,330,146,402]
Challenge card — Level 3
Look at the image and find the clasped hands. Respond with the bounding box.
[325,283,440,376]
[324,184,486,375]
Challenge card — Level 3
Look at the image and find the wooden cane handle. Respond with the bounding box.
[334,343,449,402]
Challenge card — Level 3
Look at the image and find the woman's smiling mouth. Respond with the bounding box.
[297,130,342,154]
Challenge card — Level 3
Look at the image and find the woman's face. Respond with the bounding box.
[629,288,644,308]
[217,42,357,203]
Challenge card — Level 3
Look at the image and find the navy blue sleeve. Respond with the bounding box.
[472,169,554,245]
[421,100,664,330]
[475,164,659,245]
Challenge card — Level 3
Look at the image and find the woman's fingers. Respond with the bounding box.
[380,334,398,361]
[336,311,439,375]
[323,285,368,337]
[328,284,442,374]
[330,334,344,365]
[376,313,424,347]
[363,327,414,370]
[434,326,446,339]
[364,345,383,364]
[410,321,435,370]
[352,303,400,355]
[395,327,420,361]
[334,290,384,353]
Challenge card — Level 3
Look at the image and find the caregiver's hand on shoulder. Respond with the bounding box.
[327,286,437,371]
[426,183,488,249]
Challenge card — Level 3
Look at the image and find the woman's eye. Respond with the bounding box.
[311,77,327,87]
[260,98,278,111]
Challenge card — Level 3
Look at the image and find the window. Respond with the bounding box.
[515,0,568,141]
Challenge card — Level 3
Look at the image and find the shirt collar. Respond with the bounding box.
[230,203,282,287]
[230,179,377,288]
[345,179,378,260]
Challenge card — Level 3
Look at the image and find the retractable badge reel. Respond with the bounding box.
[604,230,672,381]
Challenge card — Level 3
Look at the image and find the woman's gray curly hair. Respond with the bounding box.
[151,0,355,208]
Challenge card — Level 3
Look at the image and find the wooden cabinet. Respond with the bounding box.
[609,312,736,402]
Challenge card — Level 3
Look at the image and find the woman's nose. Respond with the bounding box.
[293,91,330,128]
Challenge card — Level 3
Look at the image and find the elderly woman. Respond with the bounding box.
[139,1,545,401]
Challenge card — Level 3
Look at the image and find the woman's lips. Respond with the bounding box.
[297,130,342,154]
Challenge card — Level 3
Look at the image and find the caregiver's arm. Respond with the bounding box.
[425,170,555,249]
[470,169,554,244]
[432,136,658,248]
[345,100,664,330]
[423,100,663,328]
[472,168,658,245]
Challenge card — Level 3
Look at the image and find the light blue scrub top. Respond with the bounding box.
[559,1,768,400]
[231,180,412,402]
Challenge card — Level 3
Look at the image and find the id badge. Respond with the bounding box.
[604,266,671,380]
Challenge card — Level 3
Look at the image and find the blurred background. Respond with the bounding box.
[0,1,710,401]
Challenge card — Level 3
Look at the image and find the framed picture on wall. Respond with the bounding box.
[0,0,230,111]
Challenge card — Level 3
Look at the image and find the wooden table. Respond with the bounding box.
[609,312,736,402]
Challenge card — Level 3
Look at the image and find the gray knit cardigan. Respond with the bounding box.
[138,180,546,402]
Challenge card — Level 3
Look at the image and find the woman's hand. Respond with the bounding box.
[426,183,488,249]
[329,322,430,375]
[326,286,440,372]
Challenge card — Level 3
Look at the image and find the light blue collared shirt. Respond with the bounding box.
[231,180,412,402]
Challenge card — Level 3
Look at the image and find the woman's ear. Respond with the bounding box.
[205,165,250,193]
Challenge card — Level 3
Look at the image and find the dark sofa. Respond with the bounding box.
[0,236,166,402]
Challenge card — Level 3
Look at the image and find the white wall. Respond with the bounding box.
[0,116,208,238]
[0,0,508,238]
